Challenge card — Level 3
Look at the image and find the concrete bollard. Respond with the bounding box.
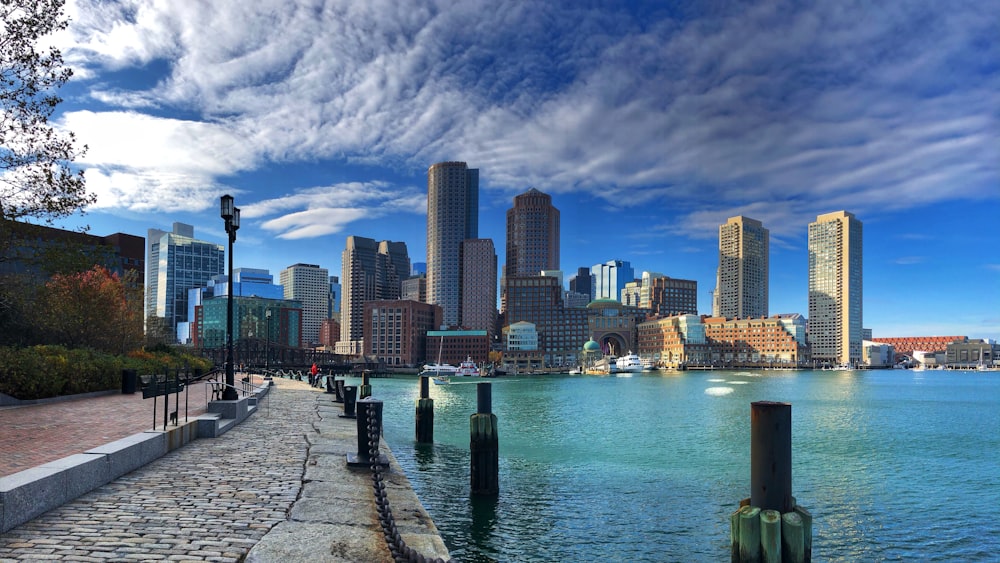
[470,382,499,496]
[334,379,345,403]
[325,375,335,394]
[415,376,434,443]
[360,371,371,399]
[340,385,357,418]
[731,401,811,563]
[347,397,389,467]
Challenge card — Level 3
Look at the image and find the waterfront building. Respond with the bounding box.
[195,295,301,351]
[146,223,223,340]
[427,161,479,328]
[364,300,442,367]
[862,340,895,368]
[505,188,560,278]
[339,236,410,349]
[461,238,498,336]
[425,329,489,367]
[319,318,340,348]
[808,211,863,366]
[587,299,646,357]
[869,335,965,360]
[503,274,591,366]
[280,263,329,347]
[591,259,634,301]
[713,216,769,319]
[945,338,997,369]
[637,314,709,368]
[402,275,426,303]
[568,267,593,302]
[648,276,698,316]
[502,322,545,372]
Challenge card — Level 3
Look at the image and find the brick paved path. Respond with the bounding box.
[0,383,220,477]
[0,378,318,562]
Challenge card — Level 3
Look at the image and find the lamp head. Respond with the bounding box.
[220,194,234,220]
[232,207,241,230]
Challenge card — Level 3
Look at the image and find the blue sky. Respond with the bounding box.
[42,0,999,340]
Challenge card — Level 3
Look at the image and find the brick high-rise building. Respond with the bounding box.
[461,238,498,336]
[505,188,560,278]
[427,161,478,327]
[340,236,410,344]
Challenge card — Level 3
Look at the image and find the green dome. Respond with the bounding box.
[583,338,601,351]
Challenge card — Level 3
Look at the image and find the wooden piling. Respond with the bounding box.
[470,382,498,495]
[795,505,812,562]
[760,509,781,563]
[415,376,434,443]
[360,371,371,399]
[738,506,761,563]
[781,511,805,563]
[751,401,793,513]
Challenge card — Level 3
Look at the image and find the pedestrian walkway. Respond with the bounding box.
[0,377,450,562]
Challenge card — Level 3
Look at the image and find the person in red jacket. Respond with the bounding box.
[310,363,318,386]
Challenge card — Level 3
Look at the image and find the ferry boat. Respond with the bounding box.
[432,375,451,385]
[456,356,481,377]
[420,363,458,376]
[615,352,644,373]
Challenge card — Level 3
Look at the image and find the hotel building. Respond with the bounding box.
[714,216,769,319]
[808,211,863,366]
[505,188,560,277]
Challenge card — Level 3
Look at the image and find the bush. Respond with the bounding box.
[0,345,212,400]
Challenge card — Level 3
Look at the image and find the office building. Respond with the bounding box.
[280,263,329,347]
[504,274,592,366]
[648,276,698,316]
[569,267,593,301]
[364,300,442,367]
[146,223,223,339]
[329,276,341,317]
[505,188,560,278]
[714,216,769,319]
[808,211,863,366]
[461,238,498,335]
[427,161,478,327]
[591,259,634,301]
[340,236,410,345]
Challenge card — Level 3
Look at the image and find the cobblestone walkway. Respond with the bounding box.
[0,379,317,562]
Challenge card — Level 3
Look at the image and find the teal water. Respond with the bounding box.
[350,370,1000,562]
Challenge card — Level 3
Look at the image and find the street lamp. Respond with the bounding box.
[220,195,240,400]
[265,308,272,371]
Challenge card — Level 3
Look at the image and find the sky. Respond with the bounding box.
[37,0,1000,340]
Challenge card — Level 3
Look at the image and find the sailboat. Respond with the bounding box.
[421,335,452,385]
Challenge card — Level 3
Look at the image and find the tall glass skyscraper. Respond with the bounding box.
[427,161,478,328]
[591,259,635,302]
[713,216,769,319]
[145,222,224,340]
[808,211,863,366]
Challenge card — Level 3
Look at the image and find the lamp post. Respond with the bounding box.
[265,308,273,371]
[220,195,240,400]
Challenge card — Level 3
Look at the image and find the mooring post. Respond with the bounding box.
[415,376,434,443]
[751,401,793,513]
[325,374,335,394]
[334,379,345,403]
[732,401,810,563]
[340,385,358,418]
[360,371,372,399]
[470,382,499,495]
[347,397,389,467]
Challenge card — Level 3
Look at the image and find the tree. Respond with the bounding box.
[38,265,143,353]
[1,0,91,240]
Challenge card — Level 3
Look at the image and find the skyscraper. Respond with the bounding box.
[461,238,498,335]
[280,263,329,346]
[146,222,223,340]
[340,236,410,343]
[591,259,634,301]
[714,216,769,319]
[569,266,593,302]
[427,161,479,328]
[808,211,863,366]
[505,188,560,278]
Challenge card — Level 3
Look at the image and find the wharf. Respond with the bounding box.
[0,377,449,562]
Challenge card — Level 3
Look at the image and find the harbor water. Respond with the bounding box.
[352,369,999,562]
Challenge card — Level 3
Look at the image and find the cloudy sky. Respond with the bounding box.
[45,0,1000,339]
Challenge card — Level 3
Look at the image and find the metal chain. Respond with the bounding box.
[367,407,451,563]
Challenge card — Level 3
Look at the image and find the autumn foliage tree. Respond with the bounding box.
[38,265,143,354]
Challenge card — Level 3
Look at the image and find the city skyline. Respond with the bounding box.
[34,1,1000,340]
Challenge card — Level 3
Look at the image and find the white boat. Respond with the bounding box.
[456,356,481,377]
[420,363,458,375]
[432,376,451,385]
[640,357,656,371]
[615,352,644,373]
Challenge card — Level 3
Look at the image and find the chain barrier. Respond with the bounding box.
[366,409,451,563]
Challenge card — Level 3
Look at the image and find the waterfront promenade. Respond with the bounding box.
[0,377,450,562]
